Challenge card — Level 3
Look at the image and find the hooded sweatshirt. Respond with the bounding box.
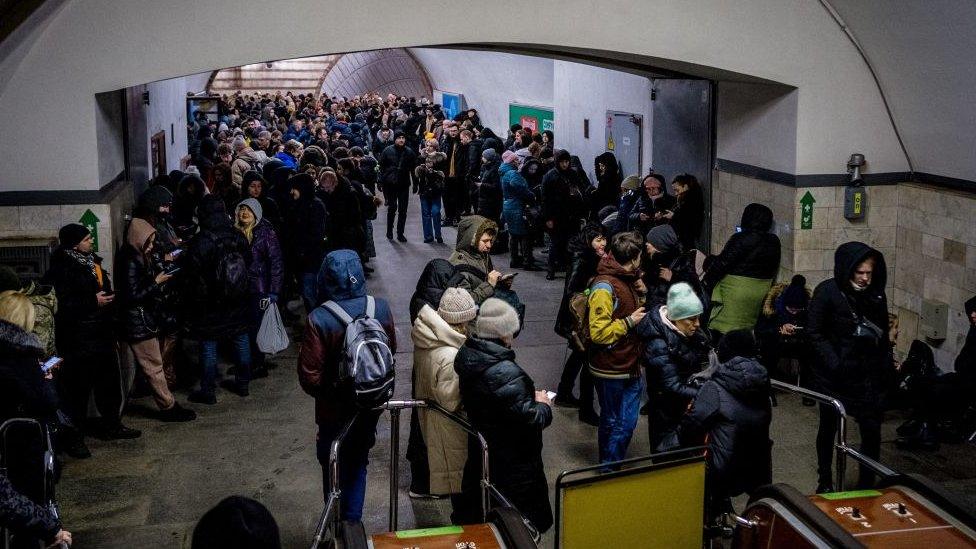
[808,241,891,405]
[298,250,396,425]
[411,304,468,494]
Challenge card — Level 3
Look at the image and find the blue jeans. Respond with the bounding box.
[199,332,251,395]
[594,376,644,465]
[316,412,381,522]
[302,272,318,313]
[420,194,442,241]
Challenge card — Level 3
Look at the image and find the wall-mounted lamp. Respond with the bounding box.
[844,153,867,220]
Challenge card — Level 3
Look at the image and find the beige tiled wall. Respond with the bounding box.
[712,173,975,368]
[710,170,795,281]
[893,183,976,368]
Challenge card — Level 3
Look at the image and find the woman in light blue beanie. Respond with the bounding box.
[636,281,711,450]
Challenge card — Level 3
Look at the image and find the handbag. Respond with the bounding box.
[256,302,290,354]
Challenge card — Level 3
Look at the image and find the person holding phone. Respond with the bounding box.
[115,219,196,423]
[45,224,140,448]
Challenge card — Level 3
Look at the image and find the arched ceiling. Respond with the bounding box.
[0,0,973,191]
[206,48,432,99]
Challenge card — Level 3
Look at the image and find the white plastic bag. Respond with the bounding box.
[257,302,289,355]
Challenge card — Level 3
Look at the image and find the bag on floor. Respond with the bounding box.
[323,296,396,409]
[257,301,290,354]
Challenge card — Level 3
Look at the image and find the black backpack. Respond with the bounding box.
[207,232,249,302]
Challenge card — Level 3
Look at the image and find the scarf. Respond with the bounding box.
[65,249,96,276]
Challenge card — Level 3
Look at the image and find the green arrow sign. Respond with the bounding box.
[79,209,100,252]
[799,191,816,230]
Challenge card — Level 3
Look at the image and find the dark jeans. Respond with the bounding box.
[386,186,410,237]
[594,376,644,464]
[316,412,380,522]
[557,348,596,412]
[509,234,536,267]
[301,272,317,313]
[547,228,571,273]
[816,402,882,488]
[406,409,430,493]
[419,194,443,241]
[199,332,251,395]
[60,343,123,431]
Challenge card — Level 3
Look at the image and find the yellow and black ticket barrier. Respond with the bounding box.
[555,447,706,549]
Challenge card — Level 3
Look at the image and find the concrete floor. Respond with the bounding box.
[58,209,976,548]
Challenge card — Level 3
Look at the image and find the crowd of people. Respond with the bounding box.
[2,89,975,546]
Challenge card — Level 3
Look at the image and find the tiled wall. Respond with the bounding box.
[710,170,796,280]
[892,183,976,367]
[712,172,975,368]
[0,187,134,276]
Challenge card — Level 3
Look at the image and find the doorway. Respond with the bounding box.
[605,111,643,178]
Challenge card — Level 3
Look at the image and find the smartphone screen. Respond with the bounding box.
[170,248,183,257]
[41,356,62,373]
[545,391,557,401]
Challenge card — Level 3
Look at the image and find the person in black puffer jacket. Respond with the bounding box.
[476,149,503,223]
[181,197,254,405]
[114,219,195,421]
[453,298,553,533]
[675,329,772,521]
[283,173,328,312]
[553,222,606,424]
[637,282,711,450]
[808,241,893,491]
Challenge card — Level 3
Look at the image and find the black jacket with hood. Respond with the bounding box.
[42,248,114,356]
[284,174,328,273]
[593,152,622,215]
[477,159,503,221]
[541,150,584,228]
[678,356,772,498]
[808,242,893,411]
[955,296,976,382]
[454,336,553,533]
[554,223,603,338]
[180,197,252,339]
[703,203,781,289]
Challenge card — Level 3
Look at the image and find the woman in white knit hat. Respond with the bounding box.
[410,288,478,504]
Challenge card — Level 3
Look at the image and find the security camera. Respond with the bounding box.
[847,153,865,181]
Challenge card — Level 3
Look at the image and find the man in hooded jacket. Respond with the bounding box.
[298,250,397,522]
[541,149,585,280]
[808,241,893,491]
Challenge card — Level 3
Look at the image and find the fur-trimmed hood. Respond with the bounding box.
[761,282,812,317]
[0,318,43,357]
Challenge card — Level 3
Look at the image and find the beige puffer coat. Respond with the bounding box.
[412,304,468,494]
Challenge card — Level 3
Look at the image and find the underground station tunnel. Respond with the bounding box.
[1,1,976,547]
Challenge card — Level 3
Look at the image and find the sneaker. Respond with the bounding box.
[220,379,250,397]
[554,394,581,408]
[408,490,446,500]
[101,424,142,440]
[386,232,394,240]
[188,390,217,405]
[423,238,434,243]
[435,236,443,244]
[397,234,408,243]
[546,271,556,281]
[64,438,92,459]
[158,403,197,422]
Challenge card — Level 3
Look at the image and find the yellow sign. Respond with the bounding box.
[853,192,862,215]
[607,134,615,151]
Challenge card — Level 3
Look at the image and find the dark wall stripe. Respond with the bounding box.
[715,158,975,194]
[0,174,129,206]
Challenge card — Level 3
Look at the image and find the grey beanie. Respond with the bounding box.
[666,282,704,321]
[473,298,520,340]
[482,149,500,163]
[237,197,263,223]
[437,288,478,325]
[646,225,679,254]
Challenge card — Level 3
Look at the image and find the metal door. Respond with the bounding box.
[651,79,714,250]
[605,111,642,178]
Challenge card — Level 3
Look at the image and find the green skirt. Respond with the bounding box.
[708,274,774,335]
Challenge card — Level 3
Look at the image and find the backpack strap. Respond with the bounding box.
[365,296,375,319]
[322,300,354,325]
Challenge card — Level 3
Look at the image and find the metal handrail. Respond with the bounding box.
[770,380,849,490]
[310,399,499,548]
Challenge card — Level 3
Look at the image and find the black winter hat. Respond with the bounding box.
[242,170,265,186]
[717,329,758,363]
[300,145,328,169]
[262,159,284,181]
[191,496,281,549]
[781,275,809,309]
[58,223,91,250]
[138,185,173,211]
[393,129,406,139]
[554,148,571,163]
